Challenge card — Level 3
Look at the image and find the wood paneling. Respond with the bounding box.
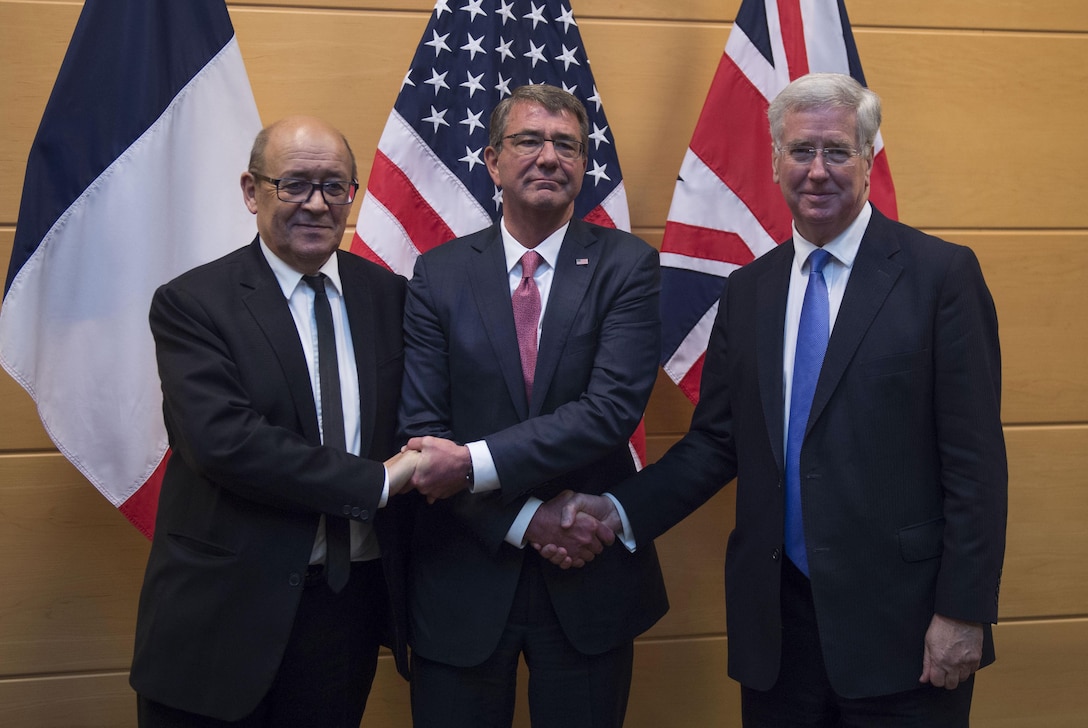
[0,455,148,676]
[2,619,1085,728]
[0,2,82,225]
[1,1,1086,726]
[999,426,1088,618]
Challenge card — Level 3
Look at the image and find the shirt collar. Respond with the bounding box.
[498,217,568,273]
[258,236,343,298]
[791,201,871,271]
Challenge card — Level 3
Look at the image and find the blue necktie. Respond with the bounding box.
[785,248,832,577]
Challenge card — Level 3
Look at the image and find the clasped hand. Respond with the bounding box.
[387,439,619,569]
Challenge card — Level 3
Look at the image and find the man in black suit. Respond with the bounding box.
[549,73,1008,726]
[130,116,417,727]
[397,85,668,728]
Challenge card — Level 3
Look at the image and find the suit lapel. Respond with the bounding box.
[238,238,321,445]
[808,211,902,433]
[340,252,378,456]
[533,220,596,415]
[467,226,531,418]
[756,244,793,470]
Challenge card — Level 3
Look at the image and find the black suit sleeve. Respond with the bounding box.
[150,281,386,518]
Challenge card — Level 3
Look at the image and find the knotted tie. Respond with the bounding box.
[785,248,832,577]
[512,251,543,401]
[304,274,351,593]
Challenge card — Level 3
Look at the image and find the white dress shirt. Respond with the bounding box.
[466,218,569,547]
[259,238,388,564]
[608,203,873,551]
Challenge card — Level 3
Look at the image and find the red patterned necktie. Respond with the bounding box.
[512,251,543,401]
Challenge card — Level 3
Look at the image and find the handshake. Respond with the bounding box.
[383,435,622,569]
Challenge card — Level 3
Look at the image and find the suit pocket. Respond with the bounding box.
[861,349,930,378]
[898,517,945,562]
[167,531,237,559]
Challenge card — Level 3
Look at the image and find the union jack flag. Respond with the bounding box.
[352,0,646,464]
[659,0,897,403]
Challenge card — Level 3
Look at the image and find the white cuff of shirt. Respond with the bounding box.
[379,467,390,508]
[466,440,499,493]
[604,493,637,552]
[464,440,541,547]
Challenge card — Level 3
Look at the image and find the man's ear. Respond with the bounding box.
[240,172,259,214]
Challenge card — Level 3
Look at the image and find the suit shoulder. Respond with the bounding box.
[577,219,654,252]
[337,249,407,293]
[156,243,254,295]
[879,215,980,268]
[419,226,495,263]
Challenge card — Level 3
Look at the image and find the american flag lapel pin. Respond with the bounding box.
[576,257,589,266]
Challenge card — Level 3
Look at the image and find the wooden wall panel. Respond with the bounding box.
[0,454,148,676]
[0,1,81,224]
[999,426,1088,618]
[0,1,1085,726]
[243,0,1088,30]
[2,620,1084,728]
[971,618,1088,728]
[863,31,1088,229]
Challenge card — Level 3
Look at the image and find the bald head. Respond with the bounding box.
[241,116,358,274]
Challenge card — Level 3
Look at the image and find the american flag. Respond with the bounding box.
[352,0,629,270]
[659,0,897,403]
[353,0,647,464]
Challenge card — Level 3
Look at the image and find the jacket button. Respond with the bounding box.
[771,548,781,561]
[351,507,362,518]
[342,505,352,516]
[288,572,302,587]
[358,509,370,521]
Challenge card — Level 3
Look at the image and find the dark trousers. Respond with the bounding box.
[411,554,633,728]
[741,559,974,728]
[138,559,387,728]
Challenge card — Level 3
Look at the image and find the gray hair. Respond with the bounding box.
[489,84,590,153]
[768,73,881,153]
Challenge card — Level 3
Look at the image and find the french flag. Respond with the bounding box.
[0,0,262,537]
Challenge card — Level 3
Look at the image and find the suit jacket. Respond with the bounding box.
[614,208,1008,698]
[130,238,410,721]
[399,218,669,667]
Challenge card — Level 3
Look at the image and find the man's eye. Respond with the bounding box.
[280,180,310,195]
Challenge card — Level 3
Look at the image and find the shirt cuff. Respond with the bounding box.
[466,440,500,493]
[604,493,636,552]
[505,497,544,548]
[379,466,390,508]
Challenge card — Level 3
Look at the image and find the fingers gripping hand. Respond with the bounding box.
[528,490,616,569]
[384,449,420,496]
[406,436,471,503]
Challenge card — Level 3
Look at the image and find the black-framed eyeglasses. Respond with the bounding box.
[501,134,585,160]
[253,173,359,205]
[778,145,862,167]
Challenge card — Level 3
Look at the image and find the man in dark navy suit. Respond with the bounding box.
[551,73,1008,727]
[398,85,668,728]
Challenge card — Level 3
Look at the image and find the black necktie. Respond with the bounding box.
[304,274,351,593]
